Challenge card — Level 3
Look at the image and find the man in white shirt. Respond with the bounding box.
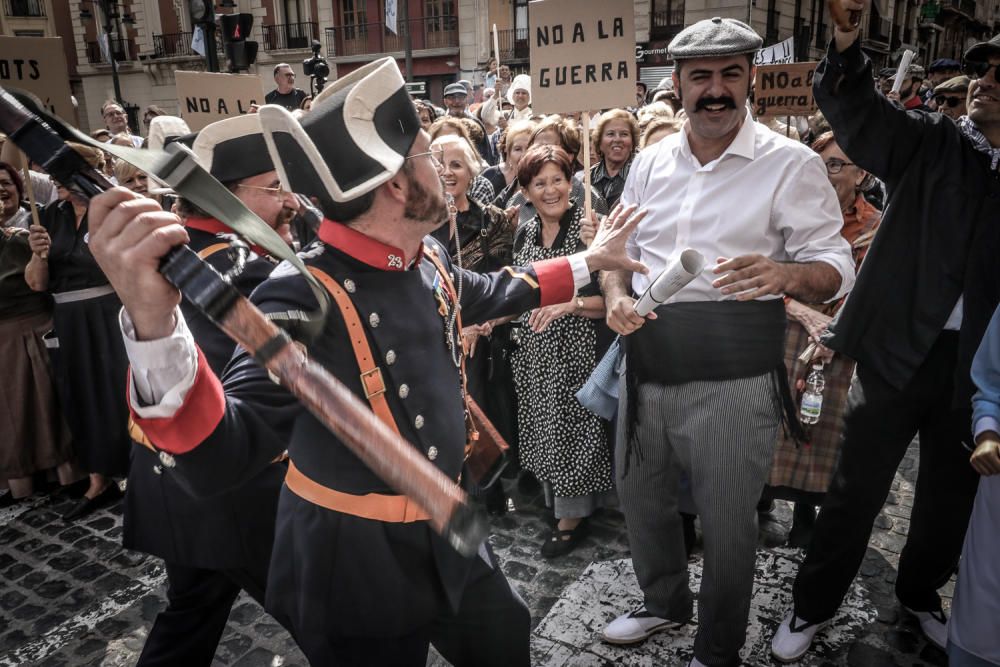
[598,18,854,667]
[101,100,144,148]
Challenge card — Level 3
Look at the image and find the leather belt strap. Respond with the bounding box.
[285,460,429,523]
[308,267,400,435]
[197,243,230,260]
[52,284,115,304]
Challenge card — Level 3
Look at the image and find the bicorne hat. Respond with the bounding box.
[257,56,421,219]
[192,113,275,184]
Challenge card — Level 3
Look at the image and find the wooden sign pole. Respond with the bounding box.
[582,111,592,221]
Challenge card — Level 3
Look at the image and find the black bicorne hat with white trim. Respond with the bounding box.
[192,113,275,184]
[258,57,421,219]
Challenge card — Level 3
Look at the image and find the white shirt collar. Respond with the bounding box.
[678,110,757,168]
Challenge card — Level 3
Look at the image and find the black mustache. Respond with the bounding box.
[695,96,737,111]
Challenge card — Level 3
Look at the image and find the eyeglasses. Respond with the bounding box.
[963,60,1000,80]
[405,146,445,169]
[933,94,965,108]
[103,109,126,118]
[236,183,292,200]
[824,158,856,174]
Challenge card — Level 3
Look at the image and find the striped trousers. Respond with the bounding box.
[615,373,780,667]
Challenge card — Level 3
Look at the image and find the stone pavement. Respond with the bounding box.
[0,442,951,666]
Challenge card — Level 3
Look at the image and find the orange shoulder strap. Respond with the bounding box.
[308,267,400,436]
[197,243,230,260]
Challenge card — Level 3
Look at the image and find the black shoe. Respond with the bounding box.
[57,478,89,499]
[62,483,122,521]
[0,492,19,508]
[484,485,508,517]
[541,520,588,558]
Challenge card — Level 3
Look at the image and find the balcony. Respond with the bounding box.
[496,27,529,62]
[325,15,458,59]
[941,0,976,19]
[5,0,44,17]
[650,3,685,40]
[262,21,318,51]
[86,38,137,64]
[153,32,194,58]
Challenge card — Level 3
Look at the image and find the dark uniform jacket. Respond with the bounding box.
[131,219,577,640]
[816,39,1000,404]
[122,218,284,573]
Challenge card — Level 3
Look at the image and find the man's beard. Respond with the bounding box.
[403,172,448,228]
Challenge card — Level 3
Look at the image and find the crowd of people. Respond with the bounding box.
[1,1,998,665]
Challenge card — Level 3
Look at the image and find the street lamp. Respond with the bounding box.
[80,0,138,131]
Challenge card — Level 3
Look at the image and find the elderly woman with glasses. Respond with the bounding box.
[763,131,882,547]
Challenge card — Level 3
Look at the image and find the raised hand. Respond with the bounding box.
[583,203,649,276]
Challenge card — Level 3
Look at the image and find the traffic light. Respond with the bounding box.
[220,13,258,72]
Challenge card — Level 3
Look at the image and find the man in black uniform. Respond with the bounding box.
[89,57,645,666]
[123,113,297,666]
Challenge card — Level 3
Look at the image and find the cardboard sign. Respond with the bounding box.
[753,62,819,116]
[530,0,636,114]
[754,36,795,66]
[175,70,264,130]
[0,36,75,122]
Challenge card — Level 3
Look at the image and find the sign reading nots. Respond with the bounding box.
[530,0,635,114]
[0,36,75,123]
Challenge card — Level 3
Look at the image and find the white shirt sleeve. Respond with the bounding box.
[120,307,200,419]
[567,254,592,293]
[773,153,856,302]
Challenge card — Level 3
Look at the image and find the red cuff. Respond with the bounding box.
[533,257,574,307]
[129,347,225,455]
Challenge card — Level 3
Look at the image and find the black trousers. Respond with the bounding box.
[793,332,980,622]
[136,561,266,667]
[295,553,531,667]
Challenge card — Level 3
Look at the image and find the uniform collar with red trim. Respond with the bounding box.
[317,218,424,271]
[183,216,270,259]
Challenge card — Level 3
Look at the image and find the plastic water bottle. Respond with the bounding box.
[799,364,826,425]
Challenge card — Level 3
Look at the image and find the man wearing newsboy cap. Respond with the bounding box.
[599,16,854,667]
[771,2,1000,662]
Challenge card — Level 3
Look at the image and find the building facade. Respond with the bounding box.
[1,1,997,135]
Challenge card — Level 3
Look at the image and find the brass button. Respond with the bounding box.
[385,350,397,365]
[427,446,438,461]
[398,384,409,399]
[158,451,176,468]
[414,415,425,429]
[343,278,356,293]
[369,312,380,328]
[152,465,162,475]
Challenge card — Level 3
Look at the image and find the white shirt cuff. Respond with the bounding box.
[567,254,592,294]
[815,257,856,303]
[120,307,199,419]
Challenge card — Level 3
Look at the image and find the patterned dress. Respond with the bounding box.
[511,205,613,512]
[768,195,882,499]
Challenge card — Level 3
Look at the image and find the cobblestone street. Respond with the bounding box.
[0,442,951,667]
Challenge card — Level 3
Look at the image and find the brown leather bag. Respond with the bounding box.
[465,396,510,490]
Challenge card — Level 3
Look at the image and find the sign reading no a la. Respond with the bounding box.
[529,0,635,114]
[175,70,265,130]
[753,62,819,116]
[0,36,75,123]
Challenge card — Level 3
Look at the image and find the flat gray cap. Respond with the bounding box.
[668,17,763,60]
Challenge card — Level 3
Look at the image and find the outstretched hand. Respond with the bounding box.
[88,187,188,340]
[583,203,648,276]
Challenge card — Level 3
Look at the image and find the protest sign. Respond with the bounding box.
[175,70,264,130]
[0,36,75,122]
[754,36,794,66]
[753,62,819,116]
[529,0,635,114]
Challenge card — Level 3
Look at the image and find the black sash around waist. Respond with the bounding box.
[625,299,787,385]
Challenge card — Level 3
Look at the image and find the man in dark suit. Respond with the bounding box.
[123,113,296,666]
[772,2,1000,661]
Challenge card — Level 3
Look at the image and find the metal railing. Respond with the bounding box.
[650,3,685,39]
[944,0,976,18]
[5,0,44,17]
[153,32,194,58]
[86,38,137,64]
[262,21,318,50]
[495,27,529,61]
[325,15,458,58]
